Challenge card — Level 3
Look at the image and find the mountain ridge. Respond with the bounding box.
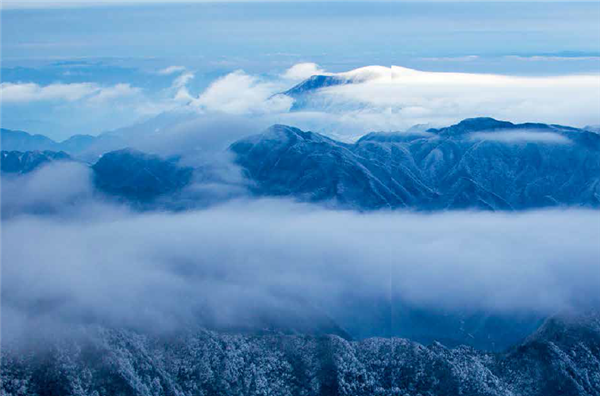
[231,118,600,211]
[3,117,600,211]
[2,312,599,396]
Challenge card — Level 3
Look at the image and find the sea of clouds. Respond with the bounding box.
[2,160,599,344]
[2,62,600,347]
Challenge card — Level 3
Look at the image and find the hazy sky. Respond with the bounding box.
[2,1,599,137]
[6,0,600,8]
[3,2,599,66]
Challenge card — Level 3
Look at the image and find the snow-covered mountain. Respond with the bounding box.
[283,66,391,98]
[1,148,194,204]
[2,311,599,396]
[1,150,72,174]
[3,117,599,210]
[284,75,349,98]
[231,118,600,210]
[91,148,194,203]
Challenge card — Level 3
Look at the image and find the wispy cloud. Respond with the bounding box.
[194,70,293,115]
[505,55,600,62]
[0,82,140,104]
[84,83,141,104]
[157,65,187,75]
[1,82,100,103]
[469,130,572,144]
[281,62,326,81]
[418,55,480,62]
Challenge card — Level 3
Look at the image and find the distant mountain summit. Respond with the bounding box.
[1,128,60,152]
[283,75,349,97]
[1,128,97,154]
[426,117,583,136]
[283,66,391,98]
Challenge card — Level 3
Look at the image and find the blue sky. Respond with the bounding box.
[1,2,600,139]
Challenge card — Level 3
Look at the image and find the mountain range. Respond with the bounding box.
[1,128,97,154]
[232,118,600,210]
[3,117,600,210]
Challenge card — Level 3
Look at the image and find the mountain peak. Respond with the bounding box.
[92,148,193,202]
[428,117,516,135]
[524,310,600,346]
[266,124,326,142]
[1,150,72,174]
[458,117,513,129]
[232,125,336,150]
[283,74,348,97]
[229,121,599,211]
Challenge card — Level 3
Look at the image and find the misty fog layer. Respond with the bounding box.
[3,196,599,343]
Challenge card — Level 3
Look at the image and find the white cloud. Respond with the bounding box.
[0,75,198,134]
[418,55,480,62]
[1,162,94,214]
[339,65,392,81]
[169,71,196,104]
[2,197,599,340]
[0,81,141,104]
[85,83,141,104]
[469,130,572,144]
[194,70,293,115]
[281,62,326,81]
[505,55,600,62]
[294,65,600,132]
[157,65,187,75]
[173,72,194,89]
[0,82,100,103]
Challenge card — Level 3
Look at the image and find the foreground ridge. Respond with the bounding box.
[2,313,599,396]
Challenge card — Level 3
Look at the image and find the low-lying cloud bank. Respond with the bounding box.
[2,196,599,344]
[1,162,95,215]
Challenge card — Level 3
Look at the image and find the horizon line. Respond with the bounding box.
[4,0,600,11]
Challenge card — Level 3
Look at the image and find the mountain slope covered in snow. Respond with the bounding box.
[231,118,600,210]
[3,117,599,211]
[2,312,599,396]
